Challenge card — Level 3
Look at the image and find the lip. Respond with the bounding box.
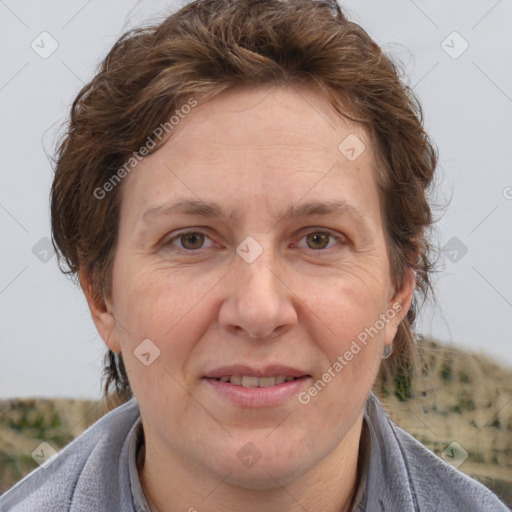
[203,364,309,379]
[203,365,312,408]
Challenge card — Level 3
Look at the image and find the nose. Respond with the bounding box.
[218,249,298,339]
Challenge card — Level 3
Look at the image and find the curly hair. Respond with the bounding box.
[51,0,438,404]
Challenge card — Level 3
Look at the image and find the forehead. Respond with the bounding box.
[119,85,381,226]
[169,85,373,164]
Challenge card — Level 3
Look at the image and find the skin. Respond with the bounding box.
[83,84,415,512]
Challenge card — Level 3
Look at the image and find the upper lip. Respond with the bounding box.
[204,365,310,379]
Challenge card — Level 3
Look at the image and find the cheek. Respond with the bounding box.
[301,280,387,430]
[297,263,392,385]
[111,262,209,415]
[303,267,390,337]
[111,258,220,351]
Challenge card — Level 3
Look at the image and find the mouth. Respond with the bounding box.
[203,365,310,384]
[202,365,311,407]
[206,374,306,387]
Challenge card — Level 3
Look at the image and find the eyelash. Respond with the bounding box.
[163,229,347,253]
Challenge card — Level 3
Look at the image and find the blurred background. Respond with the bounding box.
[1,0,511,400]
[0,0,511,503]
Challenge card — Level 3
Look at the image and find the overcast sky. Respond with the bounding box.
[1,0,511,399]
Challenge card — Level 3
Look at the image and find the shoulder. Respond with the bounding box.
[392,422,508,511]
[365,393,509,512]
[0,398,140,512]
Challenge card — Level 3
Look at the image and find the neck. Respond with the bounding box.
[138,415,364,512]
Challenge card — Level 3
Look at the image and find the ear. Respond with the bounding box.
[79,269,121,353]
[383,268,416,346]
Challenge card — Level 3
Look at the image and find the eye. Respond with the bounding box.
[166,231,216,251]
[296,231,345,250]
[163,229,345,253]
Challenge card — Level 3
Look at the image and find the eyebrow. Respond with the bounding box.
[140,198,370,228]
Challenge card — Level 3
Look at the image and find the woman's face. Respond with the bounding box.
[90,85,412,489]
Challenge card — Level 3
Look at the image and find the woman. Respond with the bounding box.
[0,0,507,510]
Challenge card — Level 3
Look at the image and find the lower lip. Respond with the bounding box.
[203,377,311,408]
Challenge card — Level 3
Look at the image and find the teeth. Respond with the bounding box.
[217,375,296,387]
[230,375,242,385]
[241,376,260,388]
[257,377,275,388]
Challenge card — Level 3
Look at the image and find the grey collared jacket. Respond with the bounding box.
[0,393,508,511]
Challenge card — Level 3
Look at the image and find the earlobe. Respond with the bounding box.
[79,269,121,353]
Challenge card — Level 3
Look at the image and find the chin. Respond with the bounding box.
[210,450,311,490]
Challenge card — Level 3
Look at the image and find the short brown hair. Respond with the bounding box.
[51,0,438,403]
